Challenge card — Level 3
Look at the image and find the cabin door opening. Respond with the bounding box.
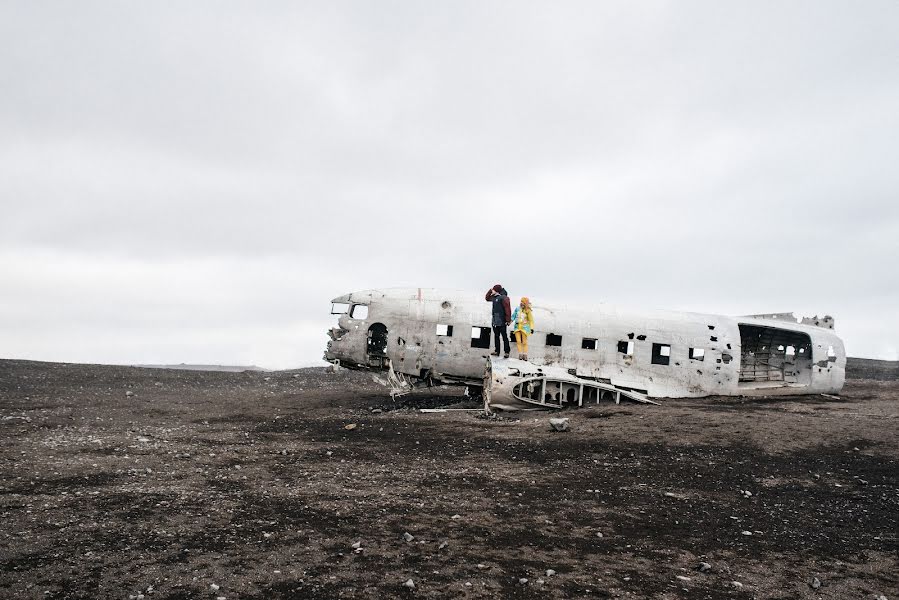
[738,324,813,386]
[367,323,389,366]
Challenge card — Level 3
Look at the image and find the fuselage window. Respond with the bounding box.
[617,340,634,355]
[546,333,562,347]
[785,345,796,356]
[471,326,491,349]
[582,338,597,350]
[651,343,671,366]
[350,304,369,319]
[331,302,350,315]
[689,348,705,361]
[827,345,836,361]
[436,324,454,337]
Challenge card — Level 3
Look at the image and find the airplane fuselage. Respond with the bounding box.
[324,288,845,399]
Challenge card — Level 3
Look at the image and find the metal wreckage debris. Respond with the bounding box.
[324,288,844,413]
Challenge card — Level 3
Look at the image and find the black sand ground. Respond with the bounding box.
[1,359,897,599]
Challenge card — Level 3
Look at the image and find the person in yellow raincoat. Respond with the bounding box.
[510,297,535,361]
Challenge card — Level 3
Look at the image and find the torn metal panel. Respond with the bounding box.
[485,358,658,412]
[742,312,836,330]
[328,327,348,341]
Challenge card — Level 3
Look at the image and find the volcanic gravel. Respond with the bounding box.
[1,359,897,599]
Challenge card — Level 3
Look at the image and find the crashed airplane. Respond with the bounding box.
[323,288,845,411]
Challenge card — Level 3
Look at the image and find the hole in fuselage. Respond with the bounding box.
[738,324,813,385]
[367,323,389,357]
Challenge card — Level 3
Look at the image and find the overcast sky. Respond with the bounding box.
[1,1,897,369]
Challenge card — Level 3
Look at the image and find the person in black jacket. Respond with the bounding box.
[485,284,512,358]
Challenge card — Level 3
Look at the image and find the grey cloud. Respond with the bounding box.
[1,1,897,366]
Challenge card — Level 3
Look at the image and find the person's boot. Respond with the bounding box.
[521,353,528,361]
[503,352,510,359]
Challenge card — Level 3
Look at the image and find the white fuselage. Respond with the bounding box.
[324,288,845,398]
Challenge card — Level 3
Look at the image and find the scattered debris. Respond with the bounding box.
[810,576,821,589]
[344,423,357,430]
[546,569,556,577]
[698,562,712,572]
[403,532,414,543]
[676,575,691,582]
[518,578,529,585]
[403,578,415,589]
[549,418,570,432]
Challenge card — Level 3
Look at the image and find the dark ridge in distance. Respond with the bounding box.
[845,357,899,380]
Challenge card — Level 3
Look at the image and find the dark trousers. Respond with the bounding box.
[493,325,510,354]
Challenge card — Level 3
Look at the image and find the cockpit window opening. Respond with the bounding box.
[331,302,350,315]
[350,304,369,319]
